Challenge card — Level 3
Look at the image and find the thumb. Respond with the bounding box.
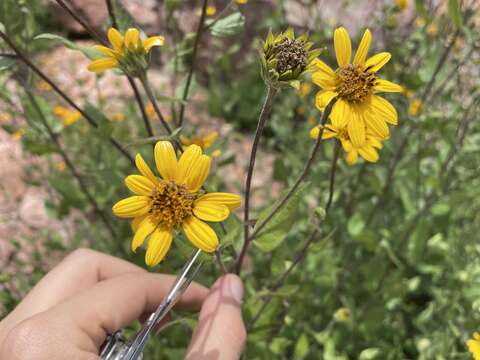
[186,274,246,360]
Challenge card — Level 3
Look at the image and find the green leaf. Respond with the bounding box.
[0,56,16,72]
[447,0,463,27]
[34,33,102,60]
[107,0,137,32]
[253,184,308,253]
[347,212,365,237]
[209,13,245,37]
[83,102,113,139]
[359,348,381,360]
[293,333,309,359]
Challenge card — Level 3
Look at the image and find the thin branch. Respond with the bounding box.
[0,30,135,165]
[177,0,209,127]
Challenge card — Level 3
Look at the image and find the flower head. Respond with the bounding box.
[467,332,480,360]
[206,5,217,16]
[236,0,248,4]
[260,28,321,89]
[395,0,408,10]
[312,27,401,147]
[54,106,81,126]
[310,123,383,165]
[408,99,423,116]
[88,28,165,77]
[11,128,25,141]
[180,131,218,151]
[112,141,241,266]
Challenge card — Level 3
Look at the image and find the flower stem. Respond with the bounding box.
[235,85,278,275]
[139,73,173,135]
[215,249,228,275]
[177,0,209,127]
[249,140,340,328]
[246,98,337,245]
[0,30,135,165]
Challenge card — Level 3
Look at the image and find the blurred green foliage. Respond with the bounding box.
[1,0,480,359]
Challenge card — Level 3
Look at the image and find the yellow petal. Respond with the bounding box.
[124,28,140,51]
[87,58,118,73]
[334,27,352,67]
[365,52,391,73]
[370,95,398,125]
[312,69,336,90]
[311,58,335,77]
[374,79,403,93]
[363,110,389,139]
[195,192,241,210]
[107,27,124,52]
[179,135,191,146]
[330,99,351,128]
[125,175,155,196]
[193,200,230,222]
[135,154,158,183]
[353,29,371,66]
[93,45,117,58]
[182,216,219,253]
[345,149,358,165]
[131,214,148,232]
[176,144,202,185]
[203,132,218,148]
[347,112,365,147]
[142,36,165,53]
[310,126,320,140]
[315,90,337,111]
[112,196,150,218]
[186,154,211,192]
[132,216,156,252]
[358,145,379,163]
[154,141,178,181]
[145,226,173,266]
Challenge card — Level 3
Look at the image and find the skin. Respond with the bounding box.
[0,249,246,360]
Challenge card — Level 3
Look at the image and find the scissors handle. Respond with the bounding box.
[100,249,204,360]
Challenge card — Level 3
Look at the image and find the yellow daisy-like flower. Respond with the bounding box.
[11,128,25,141]
[310,123,383,165]
[54,106,81,126]
[206,5,217,16]
[236,0,248,4]
[312,27,402,147]
[408,99,423,116]
[112,141,241,266]
[36,80,52,92]
[180,131,218,151]
[88,28,165,76]
[395,0,408,10]
[467,332,480,360]
[111,112,125,122]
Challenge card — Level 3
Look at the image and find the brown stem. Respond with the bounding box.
[177,0,208,127]
[235,85,278,274]
[105,0,118,28]
[0,30,135,165]
[128,77,154,138]
[215,249,228,275]
[139,73,173,135]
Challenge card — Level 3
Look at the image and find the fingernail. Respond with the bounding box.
[225,274,244,304]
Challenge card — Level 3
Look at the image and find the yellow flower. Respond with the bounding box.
[180,131,218,151]
[36,81,52,92]
[416,17,426,27]
[426,23,438,36]
[112,141,241,266]
[206,5,217,16]
[408,99,423,116]
[145,102,155,117]
[236,0,248,4]
[88,28,165,75]
[334,307,351,322]
[12,129,25,141]
[0,112,11,123]
[56,161,66,172]
[111,112,125,122]
[299,82,311,97]
[54,105,81,126]
[467,332,480,360]
[211,149,222,158]
[312,27,401,147]
[395,0,408,10]
[310,123,383,165]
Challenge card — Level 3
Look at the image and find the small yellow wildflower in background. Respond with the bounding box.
[56,161,66,172]
[88,28,165,77]
[180,131,218,151]
[416,17,426,27]
[54,106,81,126]
[334,307,352,322]
[426,23,438,36]
[211,149,222,158]
[111,112,125,122]
[12,128,25,141]
[408,99,423,116]
[311,124,383,165]
[236,0,248,4]
[0,112,11,123]
[145,102,155,117]
[206,5,217,16]
[395,0,408,10]
[299,82,311,97]
[35,81,52,92]
[467,332,480,360]
[112,141,241,266]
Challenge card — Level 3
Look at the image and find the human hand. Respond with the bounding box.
[0,249,246,359]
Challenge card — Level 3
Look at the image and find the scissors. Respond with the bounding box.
[99,249,204,360]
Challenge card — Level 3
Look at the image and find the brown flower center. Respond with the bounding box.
[336,127,350,141]
[149,180,196,229]
[272,38,308,74]
[336,64,376,103]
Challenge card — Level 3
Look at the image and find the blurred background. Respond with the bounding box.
[1,0,480,358]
